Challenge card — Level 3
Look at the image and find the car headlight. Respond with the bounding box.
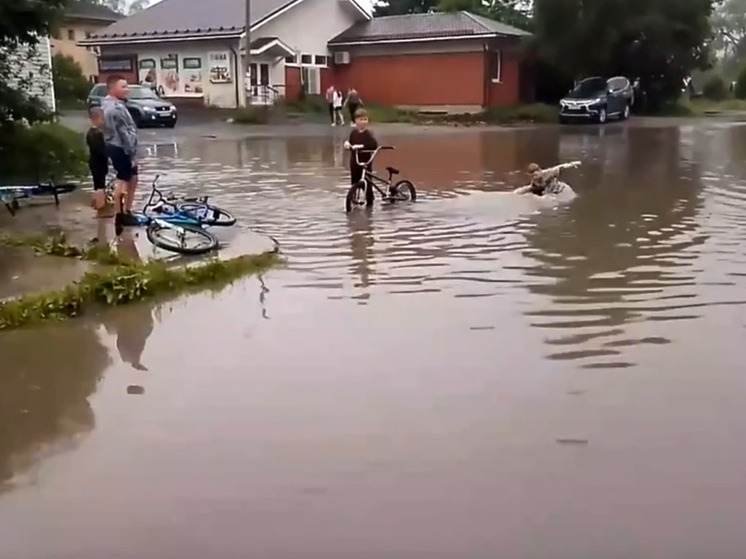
[143,106,156,113]
[593,97,604,104]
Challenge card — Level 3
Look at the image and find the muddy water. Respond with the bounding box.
[2,122,746,559]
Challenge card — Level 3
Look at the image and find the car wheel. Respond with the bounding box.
[165,121,176,128]
[596,107,607,124]
[621,104,630,120]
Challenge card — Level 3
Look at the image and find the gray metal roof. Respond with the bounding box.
[88,0,294,39]
[329,11,530,45]
[65,0,122,22]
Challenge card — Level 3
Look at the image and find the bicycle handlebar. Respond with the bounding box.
[349,145,394,166]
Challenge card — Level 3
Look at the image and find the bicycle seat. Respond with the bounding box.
[386,166,400,175]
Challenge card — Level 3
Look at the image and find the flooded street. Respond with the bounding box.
[3,120,746,558]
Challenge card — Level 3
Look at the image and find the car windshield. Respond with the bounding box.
[568,78,607,98]
[90,85,107,96]
[127,86,160,100]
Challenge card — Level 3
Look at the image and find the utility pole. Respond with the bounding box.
[243,0,251,106]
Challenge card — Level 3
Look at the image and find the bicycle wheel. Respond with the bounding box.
[392,180,417,203]
[177,201,236,226]
[146,222,218,255]
[345,181,372,213]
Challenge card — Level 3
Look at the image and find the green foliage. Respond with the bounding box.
[373,0,438,15]
[0,122,87,182]
[0,233,281,331]
[702,73,729,100]
[280,94,327,113]
[533,0,717,110]
[52,53,91,104]
[232,106,272,124]
[735,63,746,99]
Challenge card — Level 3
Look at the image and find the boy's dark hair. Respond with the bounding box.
[354,108,368,120]
[106,74,125,90]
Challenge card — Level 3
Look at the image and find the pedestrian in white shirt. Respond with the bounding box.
[332,89,344,126]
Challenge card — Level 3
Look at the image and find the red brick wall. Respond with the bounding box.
[332,51,485,106]
[486,52,521,107]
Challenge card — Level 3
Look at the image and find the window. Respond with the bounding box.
[160,55,178,69]
[285,54,297,65]
[301,66,320,95]
[67,29,75,41]
[607,77,629,92]
[183,57,202,69]
[99,57,133,71]
[314,55,328,66]
[91,84,107,96]
[300,54,313,65]
[490,50,502,82]
[139,58,156,69]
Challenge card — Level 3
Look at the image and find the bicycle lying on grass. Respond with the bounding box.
[345,145,417,213]
[123,175,236,255]
[0,181,78,216]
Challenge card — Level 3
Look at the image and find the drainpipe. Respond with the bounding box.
[483,42,489,109]
[230,44,240,108]
[243,0,251,106]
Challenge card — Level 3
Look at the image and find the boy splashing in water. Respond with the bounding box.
[514,161,581,196]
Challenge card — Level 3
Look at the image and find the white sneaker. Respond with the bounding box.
[332,123,336,127]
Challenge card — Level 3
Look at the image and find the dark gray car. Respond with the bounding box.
[87,84,178,128]
[559,76,633,124]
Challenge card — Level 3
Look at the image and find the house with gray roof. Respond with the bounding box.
[328,11,532,111]
[51,0,122,81]
[79,0,372,108]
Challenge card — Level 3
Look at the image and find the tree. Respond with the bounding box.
[0,0,86,181]
[711,0,746,78]
[533,0,716,109]
[373,0,439,16]
[86,0,150,15]
[52,53,91,103]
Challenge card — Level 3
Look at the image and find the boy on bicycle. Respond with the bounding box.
[343,108,378,188]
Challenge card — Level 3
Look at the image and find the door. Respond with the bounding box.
[249,63,271,102]
[607,77,628,114]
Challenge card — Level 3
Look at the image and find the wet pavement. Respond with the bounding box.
[2,119,746,558]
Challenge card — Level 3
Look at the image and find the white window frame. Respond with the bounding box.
[491,50,502,83]
[301,66,321,95]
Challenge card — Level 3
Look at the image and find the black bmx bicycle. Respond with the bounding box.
[345,145,417,213]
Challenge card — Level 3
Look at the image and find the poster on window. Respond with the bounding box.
[158,54,180,96]
[182,57,204,95]
[138,58,158,91]
[208,51,231,83]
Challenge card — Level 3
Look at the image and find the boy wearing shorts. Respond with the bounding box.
[86,107,108,213]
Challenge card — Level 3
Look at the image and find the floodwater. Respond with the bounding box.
[3,121,746,559]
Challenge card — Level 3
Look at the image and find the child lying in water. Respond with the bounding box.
[514,161,581,196]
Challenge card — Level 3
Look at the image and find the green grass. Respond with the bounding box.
[658,97,746,117]
[0,232,281,331]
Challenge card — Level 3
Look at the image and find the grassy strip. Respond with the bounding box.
[656,97,746,117]
[0,233,280,331]
[230,96,558,126]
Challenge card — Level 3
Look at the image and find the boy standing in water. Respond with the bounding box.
[86,107,109,214]
[343,109,380,204]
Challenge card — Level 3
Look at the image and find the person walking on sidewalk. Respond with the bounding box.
[344,87,362,127]
[332,89,345,126]
[325,85,336,125]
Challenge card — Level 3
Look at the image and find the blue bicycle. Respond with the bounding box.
[0,181,78,215]
[125,175,223,255]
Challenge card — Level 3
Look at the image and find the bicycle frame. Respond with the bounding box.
[131,175,205,228]
[352,146,395,198]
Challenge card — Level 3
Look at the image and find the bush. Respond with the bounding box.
[231,106,272,124]
[0,122,87,182]
[280,94,327,113]
[51,53,90,105]
[702,74,729,101]
[735,64,746,100]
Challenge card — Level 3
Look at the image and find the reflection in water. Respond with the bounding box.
[0,322,108,489]
[4,123,746,558]
[522,126,707,367]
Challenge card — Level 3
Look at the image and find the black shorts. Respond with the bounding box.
[350,163,371,185]
[106,144,134,181]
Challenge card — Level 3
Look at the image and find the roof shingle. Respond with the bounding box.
[88,0,294,39]
[329,11,530,45]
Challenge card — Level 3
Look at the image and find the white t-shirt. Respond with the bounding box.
[332,90,343,108]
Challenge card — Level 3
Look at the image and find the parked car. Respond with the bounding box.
[559,76,633,124]
[86,84,177,128]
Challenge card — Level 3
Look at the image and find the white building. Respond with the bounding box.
[4,36,57,113]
